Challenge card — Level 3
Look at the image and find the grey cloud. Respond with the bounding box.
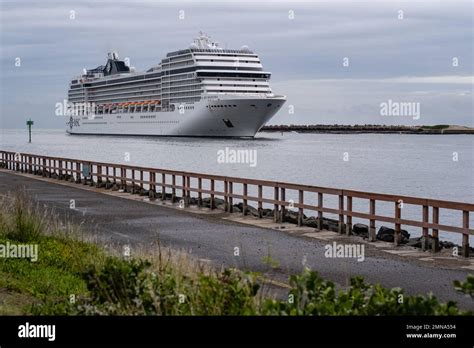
[0,0,472,128]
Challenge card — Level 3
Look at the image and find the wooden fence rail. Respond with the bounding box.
[1,150,472,257]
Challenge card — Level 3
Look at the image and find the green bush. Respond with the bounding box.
[67,258,260,315]
[39,262,469,316]
[454,275,474,299]
[261,268,468,315]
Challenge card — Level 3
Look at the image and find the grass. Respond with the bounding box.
[0,190,471,316]
[0,191,107,314]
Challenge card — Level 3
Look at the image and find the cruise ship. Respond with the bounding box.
[66,32,286,137]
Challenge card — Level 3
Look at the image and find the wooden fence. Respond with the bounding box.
[1,150,472,257]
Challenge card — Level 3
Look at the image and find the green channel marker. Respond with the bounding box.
[26,119,34,143]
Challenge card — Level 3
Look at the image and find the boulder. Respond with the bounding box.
[352,223,369,237]
[376,226,410,243]
[263,209,274,218]
[303,216,318,228]
[324,218,340,232]
[247,205,260,217]
[439,240,456,249]
[406,236,457,251]
[232,204,242,213]
[302,217,339,231]
[283,210,301,224]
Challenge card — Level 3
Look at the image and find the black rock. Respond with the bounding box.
[352,223,369,237]
[406,238,422,248]
[232,204,242,213]
[303,216,318,228]
[283,210,303,224]
[263,209,274,218]
[247,205,260,217]
[376,226,410,243]
[439,240,456,249]
[302,217,339,231]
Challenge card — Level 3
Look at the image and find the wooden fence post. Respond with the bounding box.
[462,211,470,257]
[317,193,323,230]
[280,187,286,223]
[421,205,429,251]
[228,181,233,213]
[273,186,279,223]
[172,175,176,202]
[182,176,187,207]
[394,201,402,246]
[346,195,352,235]
[186,176,191,206]
[369,199,376,242]
[210,179,215,209]
[224,180,229,212]
[432,207,439,252]
[242,183,248,216]
[298,190,304,226]
[338,194,344,234]
[161,173,166,200]
[131,169,136,192]
[198,177,202,207]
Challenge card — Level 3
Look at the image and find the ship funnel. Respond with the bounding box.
[107,51,119,60]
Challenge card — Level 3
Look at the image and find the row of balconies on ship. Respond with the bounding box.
[68,84,272,105]
[69,78,270,100]
[69,65,267,94]
[80,86,270,104]
[75,86,271,103]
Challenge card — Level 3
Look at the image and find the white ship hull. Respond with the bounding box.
[67,95,285,137]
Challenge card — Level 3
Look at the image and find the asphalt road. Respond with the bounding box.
[0,171,472,310]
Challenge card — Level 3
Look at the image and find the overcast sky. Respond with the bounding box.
[0,0,472,129]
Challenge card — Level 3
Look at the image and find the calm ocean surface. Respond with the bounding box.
[1,129,473,244]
